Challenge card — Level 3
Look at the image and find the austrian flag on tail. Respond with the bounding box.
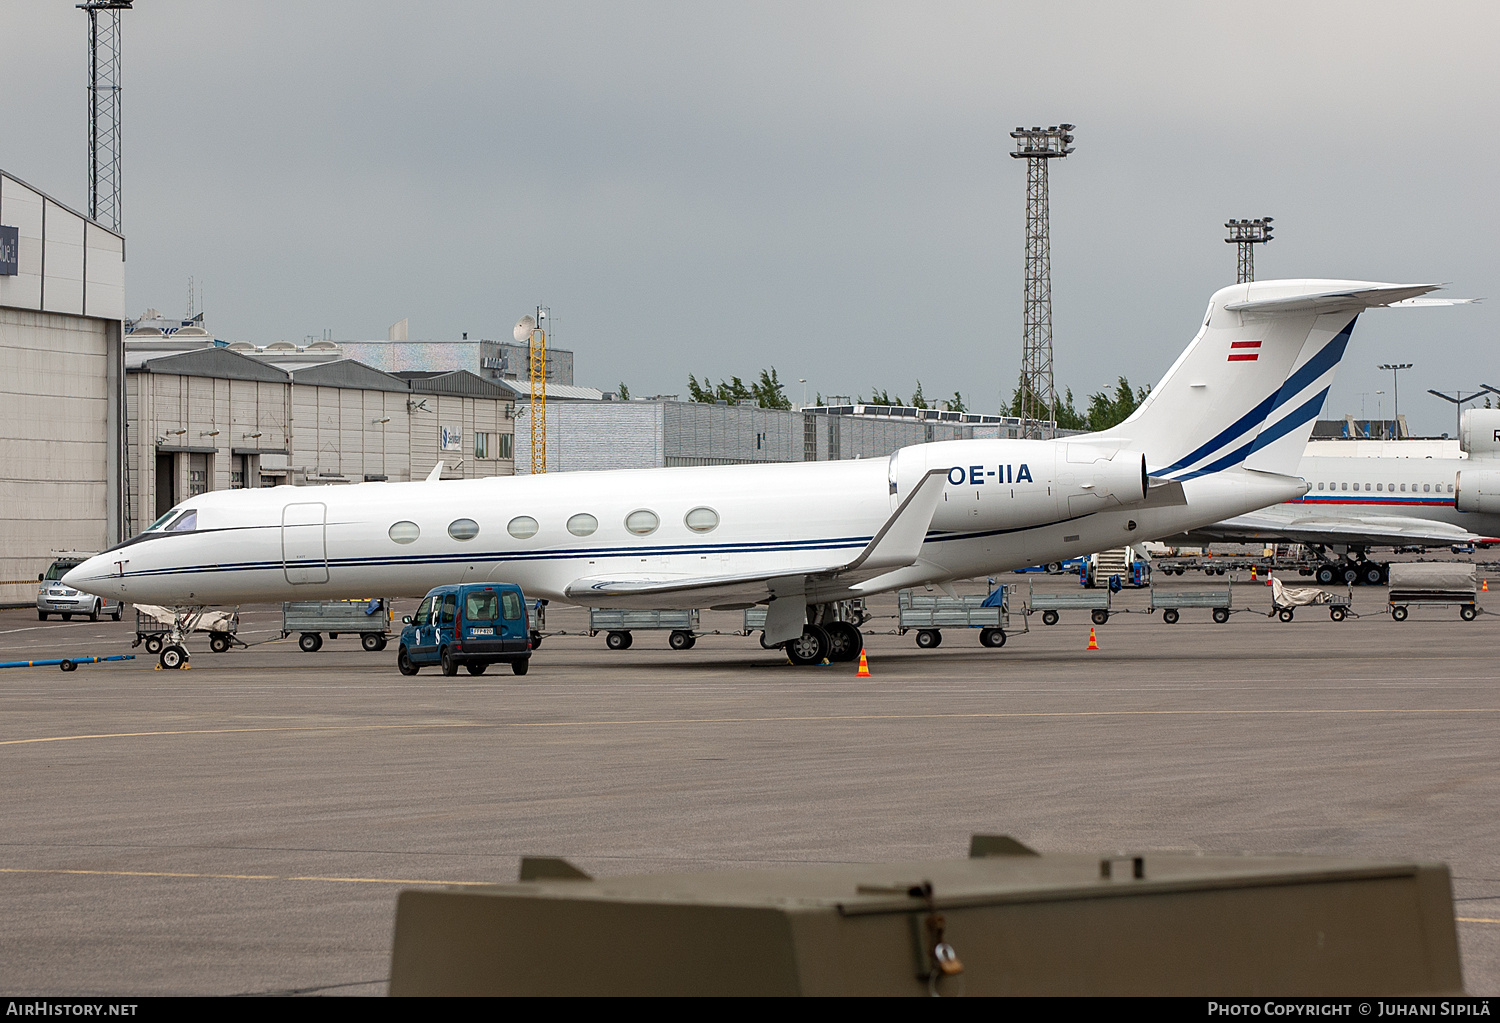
[1228,341,1261,362]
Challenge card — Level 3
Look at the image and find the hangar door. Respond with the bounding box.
[282,502,329,584]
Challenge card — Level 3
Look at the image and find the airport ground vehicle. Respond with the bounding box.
[1028,583,1113,625]
[1386,563,1478,621]
[282,598,393,652]
[589,608,700,650]
[897,588,1017,648]
[1268,577,1352,623]
[396,583,531,676]
[1082,547,1151,589]
[1148,584,1234,624]
[36,552,122,621]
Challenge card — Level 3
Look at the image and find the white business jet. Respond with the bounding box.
[67,280,1451,667]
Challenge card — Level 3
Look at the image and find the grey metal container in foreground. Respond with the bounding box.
[388,837,1464,996]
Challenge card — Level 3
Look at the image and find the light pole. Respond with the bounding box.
[1225,217,1273,284]
[798,378,807,409]
[1434,387,1492,437]
[1378,363,1412,438]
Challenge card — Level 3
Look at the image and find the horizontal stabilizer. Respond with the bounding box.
[1222,283,1441,314]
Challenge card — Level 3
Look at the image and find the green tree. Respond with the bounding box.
[867,388,903,406]
[1084,376,1150,432]
[945,391,967,413]
[752,368,791,410]
[911,381,929,410]
[616,381,630,401]
[687,368,791,409]
[687,374,714,403]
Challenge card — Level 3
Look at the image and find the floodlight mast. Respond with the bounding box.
[530,307,548,474]
[1225,217,1273,284]
[1431,387,1488,438]
[1378,363,1412,437]
[1010,125,1073,440]
[79,1,132,235]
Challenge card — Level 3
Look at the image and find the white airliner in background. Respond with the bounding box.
[66,279,1464,666]
[1177,408,1500,584]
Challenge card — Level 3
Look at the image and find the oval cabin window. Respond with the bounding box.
[389,521,420,544]
[448,518,480,541]
[684,507,720,533]
[567,513,598,537]
[625,510,659,536]
[507,515,539,539]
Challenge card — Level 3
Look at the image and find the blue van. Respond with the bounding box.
[396,583,531,676]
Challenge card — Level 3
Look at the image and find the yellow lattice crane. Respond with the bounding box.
[514,309,547,473]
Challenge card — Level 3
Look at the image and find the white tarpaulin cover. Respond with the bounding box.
[1386,563,1477,592]
[1270,577,1330,607]
[135,604,237,633]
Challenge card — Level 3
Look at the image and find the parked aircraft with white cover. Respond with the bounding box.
[66,280,1461,667]
[1175,408,1500,585]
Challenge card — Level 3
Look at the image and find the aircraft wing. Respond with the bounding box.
[1190,508,1480,548]
[562,468,949,609]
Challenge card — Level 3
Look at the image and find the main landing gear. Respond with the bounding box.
[768,604,866,666]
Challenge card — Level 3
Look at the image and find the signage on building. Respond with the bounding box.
[440,426,463,452]
[0,225,17,276]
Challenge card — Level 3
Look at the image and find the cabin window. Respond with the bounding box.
[1400,484,1406,492]
[448,518,480,541]
[685,507,720,533]
[507,516,539,539]
[1317,483,1324,491]
[389,521,420,544]
[438,594,456,625]
[1376,484,1383,492]
[501,591,523,621]
[1341,483,1348,491]
[1448,484,1454,493]
[567,513,598,537]
[1364,483,1371,492]
[1424,484,1431,493]
[413,596,433,626]
[625,509,659,536]
[465,591,499,621]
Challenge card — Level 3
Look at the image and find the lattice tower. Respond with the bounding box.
[81,2,131,234]
[1225,217,1274,285]
[1010,125,1073,439]
[529,312,547,474]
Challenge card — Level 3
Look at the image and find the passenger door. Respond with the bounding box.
[282,502,329,584]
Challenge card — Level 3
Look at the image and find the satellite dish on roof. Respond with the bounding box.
[514,315,537,343]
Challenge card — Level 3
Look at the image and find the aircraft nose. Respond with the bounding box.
[61,558,102,590]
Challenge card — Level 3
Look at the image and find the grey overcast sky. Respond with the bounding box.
[6,1,1498,433]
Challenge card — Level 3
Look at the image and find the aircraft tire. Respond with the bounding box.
[914,629,941,649]
[1341,566,1359,586]
[512,656,530,676]
[159,645,186,670]
[1162,609,1179,625]
[1361,563,1384,586]
[396,647,419,675]
[465,662,487,675]
[786,624,831,665]
[440,647,459,676]
[824,621,862,661]
[360,633,383,652]
[1315,565,1337,585]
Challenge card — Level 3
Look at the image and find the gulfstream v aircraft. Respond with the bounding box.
[67,280,1458,667]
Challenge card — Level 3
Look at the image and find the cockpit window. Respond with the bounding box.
[146,510,177,531]
[165,509,198,532]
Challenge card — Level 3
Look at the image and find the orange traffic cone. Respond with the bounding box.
[1087,627,1099,651]
[1484,578,1489,592]
[1250,565,1258,582]
[856,648,871,677]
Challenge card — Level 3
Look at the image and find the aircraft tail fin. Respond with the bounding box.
[1094,280,1444,480]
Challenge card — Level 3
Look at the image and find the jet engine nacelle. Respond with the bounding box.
[1455,468,1500,514]
[892,439,1147,533]
[1459,409,1500,459]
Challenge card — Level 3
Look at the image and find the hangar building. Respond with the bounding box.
[0,169,126,605]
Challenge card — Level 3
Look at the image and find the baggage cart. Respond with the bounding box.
[1027,584,1112,626]
[282,598,393,652]
[133,604,243,654]
[896,588,1017,649]
[1385,563,1479,622]
[589,608,701,650]
[1149,584,1234,625]
[1267,577,1352,622]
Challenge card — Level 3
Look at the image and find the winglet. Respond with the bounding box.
[426,461,444,482]
[837,468,947,575]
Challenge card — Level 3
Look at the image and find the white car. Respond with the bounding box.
[37,555,123,621]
